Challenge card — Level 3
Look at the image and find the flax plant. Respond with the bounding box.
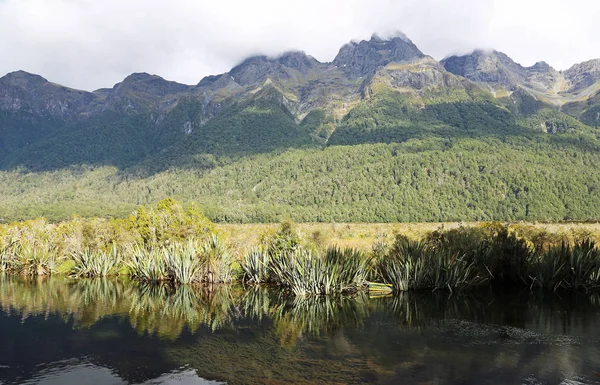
[70,243,121,278]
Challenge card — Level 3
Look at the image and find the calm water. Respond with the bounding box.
[0,276,599,385]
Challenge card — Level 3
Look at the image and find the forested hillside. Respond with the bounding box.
[0,33,599,223]
[1,133,598,223]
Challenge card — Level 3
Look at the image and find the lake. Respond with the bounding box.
[0,276,599,385]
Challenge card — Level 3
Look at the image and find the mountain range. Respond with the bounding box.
[1,33,599,222]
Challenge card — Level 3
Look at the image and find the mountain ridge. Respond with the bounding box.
[1,32,600,222]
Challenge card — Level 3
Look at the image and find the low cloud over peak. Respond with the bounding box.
[0,0,598,91]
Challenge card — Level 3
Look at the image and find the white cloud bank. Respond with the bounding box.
[0,0,598,90]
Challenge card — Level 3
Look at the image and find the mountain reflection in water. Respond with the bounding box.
[0,275,600,385]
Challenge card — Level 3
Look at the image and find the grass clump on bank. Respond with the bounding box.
[1,202,600,295]
[269,247,369,296]
[70,243,121,278]
[374,238,486,293]
[128,236,233,285]
[240,222,370,295]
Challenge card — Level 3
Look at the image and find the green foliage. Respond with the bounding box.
[260,220,300,256]
[15,240,59,276]
[581,105,600,128]
[2,133,600,223]
[518,108,593,135]
[327,90,518,146]
[270,247,368,296]
[199,234,233,284]
[162,239,204,285]
[426,223,532,286]
[126,236,232,285]
[241,248,271,284]
[70,243,120,278]
[127,245,167,283]
[529,239,600,292]
[374,237,486,292]
[151,97,316,170]
[131,198,214,246]
[0,238,19,273]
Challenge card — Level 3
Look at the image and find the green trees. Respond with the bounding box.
[132,198,214,246]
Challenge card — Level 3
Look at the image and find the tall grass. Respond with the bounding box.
[16,242,59,276]
[1,219,599,295]
[127,245,167,283]
[0,239,19,273]
[270,247,368,296]
[199,235,233,284]
[375,238,487,293]
[529,240,600,292]
[241,248,271,284]
[163,240,203,285]
[70,243,121,278]
[127,236,233,285]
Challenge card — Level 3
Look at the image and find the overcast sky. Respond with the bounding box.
[0,0,598,91]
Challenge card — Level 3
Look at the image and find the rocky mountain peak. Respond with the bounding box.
[0,70,95,119]
[441,50,528,88]
[0,70,49,89]
[275,51,320,73]
[227,51,323,87]
[564,59,600,93]
[116,73,191,95]
[529,61,555,72]
[332,33,425,77]
[227,56,277,86]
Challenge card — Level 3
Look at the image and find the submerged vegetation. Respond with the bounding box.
[1,199,600,295]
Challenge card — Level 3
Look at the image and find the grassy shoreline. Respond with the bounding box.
[1,199,600,295]
[217,221,600,254]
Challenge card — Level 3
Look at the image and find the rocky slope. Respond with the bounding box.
[442,50,600,112]
[0,33,599,171]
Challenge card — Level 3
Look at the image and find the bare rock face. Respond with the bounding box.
[0,71,95,120]
[225,51,325,87]
[442,51,600,108]
[333,34,425,77]
[95,72,193,114]
[564,59,600,93]
[524,61,561,93]
[441,50,528,90]
[276,51,322,74]
[373,58,462,90]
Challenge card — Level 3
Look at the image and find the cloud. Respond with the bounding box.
[0,0,598,90]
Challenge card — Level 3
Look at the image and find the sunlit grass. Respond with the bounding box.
[270,247,369,296]
[70,243,121,278]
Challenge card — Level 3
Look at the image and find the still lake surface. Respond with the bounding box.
[0,276,599,385]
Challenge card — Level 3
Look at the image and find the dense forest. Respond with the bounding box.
[1,35,600,223]
[1,132,599,223]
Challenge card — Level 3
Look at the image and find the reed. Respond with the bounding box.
[70,243,120,278]
[375,238,487,292]
[241,248,271,284]
[270,247,368,296]
[15,241,59,276]
[528,239,600,292]
[126,245,167,283]
[162,239,203,284]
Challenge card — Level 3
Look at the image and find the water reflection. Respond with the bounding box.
[0,276,600,384]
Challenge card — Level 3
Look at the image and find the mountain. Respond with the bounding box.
[332,33,425,77]
[442,51,600,108]
[1,33,600,222]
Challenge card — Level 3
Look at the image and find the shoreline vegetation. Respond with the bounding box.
[1,199,600,295]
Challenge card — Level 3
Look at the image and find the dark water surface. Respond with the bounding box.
[0,276,599,385]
